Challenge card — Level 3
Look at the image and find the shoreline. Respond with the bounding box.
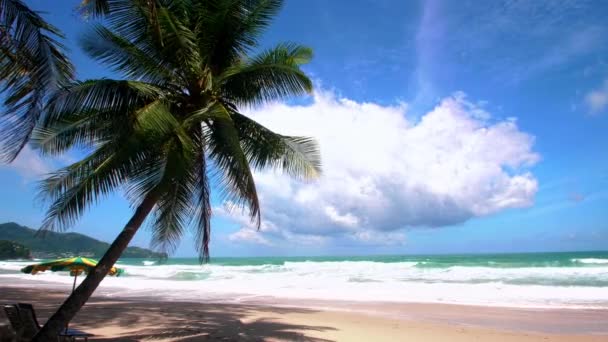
[1,286,607,341]
[4,251,608,314]
[2,274,607,311]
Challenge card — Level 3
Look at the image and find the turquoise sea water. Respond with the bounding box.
[115,250,608,285]
[121,250,608,268]
[2,251,607,308]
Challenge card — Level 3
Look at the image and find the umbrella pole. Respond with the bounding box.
[66,273,78,334]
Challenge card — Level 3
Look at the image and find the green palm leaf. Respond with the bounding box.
[34,80,165,155]
[78,0,111,18]
[0,0,74,161]
[219,42,313,106]
[191,146,212,262]
[156,6,201,73]
[81,25,175,84]
[232,112,321,179]
[24,1,325,338]
[34,0,319,258]
[39,142,146,232]
[206,106,261,226]
[197,0,283,71]
[149,140,197,255]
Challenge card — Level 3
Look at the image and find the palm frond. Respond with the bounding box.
[206,105,260,227]
[181,101,231,130]
[41,79,163,131]
[232,112,321,179]
[33,96,172,157]
[149,139,197,255]
[39,98,181,232]
[162,0,192,23]
[219,42,313,106]
[80,24,175,84]
[156,6,201,74]
[39,142,148,232]
[197,0,283,71]
[0,0,74,161]
[236,0,283,48]
[30,0,319,263]
[78,0,110,18]
[190,128,211,262]
[99,0,163,49]
[123,101,190,204]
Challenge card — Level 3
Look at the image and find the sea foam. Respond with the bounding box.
[572,258,608,264]
[2,255,607,309]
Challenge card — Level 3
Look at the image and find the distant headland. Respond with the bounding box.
[0,222,166,260]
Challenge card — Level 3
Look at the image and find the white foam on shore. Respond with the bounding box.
[573,258,608,264]
[1,260,607,309]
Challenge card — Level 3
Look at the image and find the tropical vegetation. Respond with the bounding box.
[1,0,321,339]
[0,239,31,260]
[0,0,73,161]
[0,222,166,258]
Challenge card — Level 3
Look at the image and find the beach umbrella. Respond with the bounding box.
[20,257,123,292]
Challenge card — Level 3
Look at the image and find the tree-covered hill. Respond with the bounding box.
[0,222,166,259]
[0,240,31,260]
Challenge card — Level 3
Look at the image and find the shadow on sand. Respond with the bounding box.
[1,287,336,341]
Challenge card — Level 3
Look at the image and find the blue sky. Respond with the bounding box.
[1,0,607,257]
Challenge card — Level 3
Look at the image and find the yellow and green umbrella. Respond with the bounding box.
[21,257,123,291]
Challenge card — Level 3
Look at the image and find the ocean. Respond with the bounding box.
[1,251,607,309]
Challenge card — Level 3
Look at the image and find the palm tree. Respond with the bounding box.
[29,0,321,339]
[0,0,74,161]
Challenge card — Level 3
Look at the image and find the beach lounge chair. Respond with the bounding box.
[3,304,93,342]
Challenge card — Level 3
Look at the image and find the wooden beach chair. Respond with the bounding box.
[3,304,93,341]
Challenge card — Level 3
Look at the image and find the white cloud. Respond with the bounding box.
[223,90,539,246]
[584,80,608,115]
[1,146,52,180]
[220,204,329,246]
[324,205,359,228]
[349,230,407,246]
[228,228,273,246]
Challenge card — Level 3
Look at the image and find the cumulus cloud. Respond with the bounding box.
[228,228,273,246]
[219,204,328,246]
[584,80,608,115]
[0,146,52,180]
[226,91,539,246]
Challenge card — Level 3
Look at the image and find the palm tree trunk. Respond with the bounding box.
[33,193,159,341]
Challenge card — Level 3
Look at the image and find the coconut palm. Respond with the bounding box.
[30,0,321,339]
[0,0,74,161]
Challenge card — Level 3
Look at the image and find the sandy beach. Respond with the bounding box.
[1,286,607,342]
[1,0,607,341]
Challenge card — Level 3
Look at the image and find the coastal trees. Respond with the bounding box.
[1,0,320,340]
[0,240,31,260]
